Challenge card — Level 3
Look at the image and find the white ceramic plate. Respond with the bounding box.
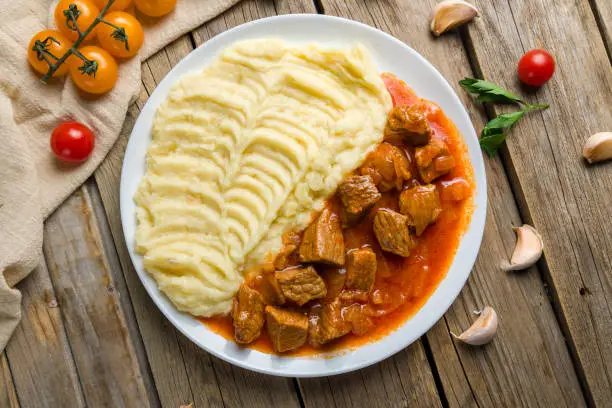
[120,14,487,377]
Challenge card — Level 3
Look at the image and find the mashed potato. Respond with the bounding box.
[134,39,392,316]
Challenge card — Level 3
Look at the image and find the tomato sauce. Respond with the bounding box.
[201,74,475,356]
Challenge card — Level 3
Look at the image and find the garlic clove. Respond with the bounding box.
[502,224,543,271]
[452,306,498,345]
[430,0,479,37]
[583,132,612,164]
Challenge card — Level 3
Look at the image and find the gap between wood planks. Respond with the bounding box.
[587,0,612,62]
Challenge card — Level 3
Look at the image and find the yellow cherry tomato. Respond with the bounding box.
[54,0,100,42]
[97,11,144,58]
[28,30,74,77]
[133,0,176,17]
[69,46,118,94]
[92,0,132,11]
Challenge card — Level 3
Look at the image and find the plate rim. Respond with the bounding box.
[119,13,487,377]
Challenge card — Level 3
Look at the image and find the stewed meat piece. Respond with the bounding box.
[345,247,377,293]
[384,105,432,146]
[343,303,375,336]
[274,231,301,270]
[415,138,456,183]
[338,175,381,225]
[299,208,345,266]
[232,284,265,344]
[258,268,286,305]
[265,306,309,353]
[360,143,412,192]
[373,209,417,257]
[439,178,471,201]
[308,298,352,347]
[275,266,327,306]
[399,184,442,236]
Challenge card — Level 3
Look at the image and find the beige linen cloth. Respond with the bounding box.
[0,0,240,351]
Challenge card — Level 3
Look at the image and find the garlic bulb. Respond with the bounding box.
[583,132,612,164]
[430,0,479,37]
[502,224,543,271]
[452,306,498,345]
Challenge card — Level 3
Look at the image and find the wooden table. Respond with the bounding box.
[3,1,611,407]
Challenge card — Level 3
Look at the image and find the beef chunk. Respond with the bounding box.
[343,304,375,336]
[360,143,412,192]
[274,232,301,270]
[299,208,345,266]
[415,139,456,183]
[275,266,327,306]
[265,306,309,353]
[232,284,265,344]
[308,298,351,347]
[360,143,412,193]
[258,269,286,305]
[373,209,417,257]
[338,175,381,225]
[399,184,442,236]
[384,105,432,146]
[345,247,377,293]
[440,178,471,201]
[323,268,346,300]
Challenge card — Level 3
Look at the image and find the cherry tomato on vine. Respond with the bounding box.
[97,12,144,58]
[92,0,132,11]
[50,121,95,163]
[69,46,118,94]
[54,0,100,42]
[133,0,177,17]
[28,30,74,77]
[518,49,555,87]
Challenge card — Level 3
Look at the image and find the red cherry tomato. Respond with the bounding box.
[518,49,555,86]
[50,122,95,163]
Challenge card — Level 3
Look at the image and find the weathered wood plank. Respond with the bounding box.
[322,343,442,408]
[466,0,612,405]
[43,186,150,407]
[318,1,586,407]
[86,180,162,408]
[0,353,19,408]
[5,261,85,408]
[301,342,442,407]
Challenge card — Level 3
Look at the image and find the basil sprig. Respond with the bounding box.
[459,78,549,155]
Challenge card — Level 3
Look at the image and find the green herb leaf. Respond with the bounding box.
[459,78,524,105]
[479,109,531,155]
[460,78,550,156]
[484,110,526,130]
[479,129,507,156]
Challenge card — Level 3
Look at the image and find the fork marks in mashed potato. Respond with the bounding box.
[134,39,392,317]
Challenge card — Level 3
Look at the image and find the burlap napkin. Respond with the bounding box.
[0,0,240,351]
